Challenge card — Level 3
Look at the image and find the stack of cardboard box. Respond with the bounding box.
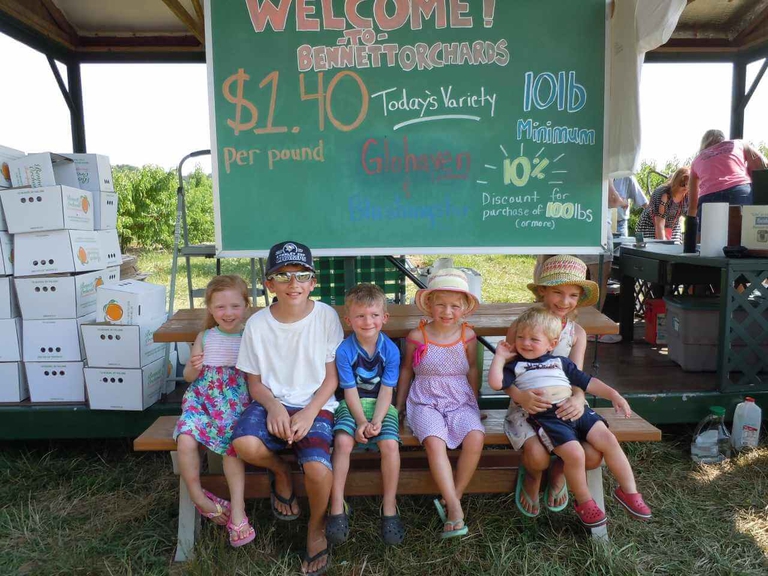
[1,152,122,402]
[83,279,171,410]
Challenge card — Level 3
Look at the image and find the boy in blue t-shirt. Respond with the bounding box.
[326,284,404,546]
[488,306,651,529]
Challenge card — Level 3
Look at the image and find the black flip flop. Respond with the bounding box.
[267,470,299,521]
[302,547,330,576]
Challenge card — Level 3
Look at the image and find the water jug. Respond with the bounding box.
[732,397,762,451]
[691,406,731,464]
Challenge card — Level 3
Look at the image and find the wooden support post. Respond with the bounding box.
[587,463,609,541]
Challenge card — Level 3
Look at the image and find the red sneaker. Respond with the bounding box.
[573,499,607,528]
[614,487,652,520]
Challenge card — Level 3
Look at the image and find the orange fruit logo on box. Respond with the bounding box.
[9,248,13,265]
[1,163,9,181]
[95,277,104,288]
[81,196,90,213]
[104,299,123,322]
[77,246,88,264]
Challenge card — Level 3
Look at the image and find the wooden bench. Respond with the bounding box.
[135,408,660,561]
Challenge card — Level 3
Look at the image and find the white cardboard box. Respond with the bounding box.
[23,313,95,362]
[82,314,167,369]
[69,153,114,193]
[26,361,85,402]
[0,276,19,319]
[0,185,94,233]
[95,192,118,230]
[85,356,165,410]
[164,347,178,394]
[0,231,13,275]
[9,153,79,189]
[96,280,166,324]
[0,145,25,188]
[0,362,28,402]
[741,206,768,250]
[15,267,120,320]
[98,229,121,266]
[14,230,106,276]
[0,318,22,361]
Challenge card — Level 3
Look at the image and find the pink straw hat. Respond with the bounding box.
[526,255,599,308]
[415,268,480,316]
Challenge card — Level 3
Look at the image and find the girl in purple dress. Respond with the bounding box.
[173,275,254,547]
[396,268,485,539]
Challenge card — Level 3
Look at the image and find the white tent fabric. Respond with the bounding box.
[607,0,687,177]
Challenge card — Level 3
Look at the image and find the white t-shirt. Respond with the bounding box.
[236,301,344,412]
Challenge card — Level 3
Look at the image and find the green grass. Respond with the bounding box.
[134,250,537,312]
[0,435,766,575]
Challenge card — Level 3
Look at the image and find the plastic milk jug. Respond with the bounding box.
[731,397,762,451]
[691,406,731,464]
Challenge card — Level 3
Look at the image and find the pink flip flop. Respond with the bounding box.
[194,489,231,525]
[573,499,607,528]
[614,488,652,520]
[227,517,256,548]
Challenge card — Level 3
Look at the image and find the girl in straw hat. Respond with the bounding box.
[504,255,604,518]
[396,268,485,539]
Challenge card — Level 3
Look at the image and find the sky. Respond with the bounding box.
[1,32,766,175]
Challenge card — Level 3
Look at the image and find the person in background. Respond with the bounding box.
[635,167,690,243]
[613,176,648,237]
[687,129,768,227]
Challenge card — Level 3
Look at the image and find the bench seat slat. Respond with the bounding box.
[134,409,660,452]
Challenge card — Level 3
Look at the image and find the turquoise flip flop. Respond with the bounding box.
[544,477,569,513]
[433,498,447,523]
[515,465,540,518]
[440,519,468,539]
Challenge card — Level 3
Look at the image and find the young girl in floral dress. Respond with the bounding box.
[173,275,254,547]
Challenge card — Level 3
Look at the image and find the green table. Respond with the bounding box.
[619,244,768,392]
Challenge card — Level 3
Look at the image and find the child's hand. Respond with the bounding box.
[494,340,517,361]
[289,408,316,443]
[368,421,382,437]
[612,394,632,418]
[514,388,552,415]
[189,353,204,372]
[355,423,369,444]
[266,403,293,443]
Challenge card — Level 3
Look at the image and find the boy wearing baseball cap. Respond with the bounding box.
[232,240,343,576]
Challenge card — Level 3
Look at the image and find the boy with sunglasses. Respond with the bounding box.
[232,240,343,576]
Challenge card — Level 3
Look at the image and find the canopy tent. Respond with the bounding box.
[1,0,767,164]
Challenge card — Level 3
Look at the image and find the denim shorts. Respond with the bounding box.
[697,184,752,233]
[528,405,607,449]
[231,402,334,471]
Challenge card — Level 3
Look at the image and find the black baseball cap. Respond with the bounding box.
[266,241,315,275]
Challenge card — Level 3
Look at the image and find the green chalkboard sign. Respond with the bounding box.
[207,0,607,256]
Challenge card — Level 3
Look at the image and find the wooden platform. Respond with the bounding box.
[134,409,661,452]
[153,304,618,343]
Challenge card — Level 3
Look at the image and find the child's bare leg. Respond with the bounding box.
[583,441,604,471]
[302,461,333,575]
[586,422,637,493]
[552,441,590,505]
[232,436,299,517]
[378,439,400,516]
[177,434,225,522]
[454,431,484,500]
[423,436,462,528]
[520,436,550,513]
[222,455,247,526]
[330,433,355,515]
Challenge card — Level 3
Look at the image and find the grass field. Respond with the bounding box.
[1,251,766,575]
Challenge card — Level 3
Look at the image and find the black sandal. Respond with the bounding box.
[267,470,299,521]
[302,547,330,576]
[380,505,405,545]
[325,500,350,545]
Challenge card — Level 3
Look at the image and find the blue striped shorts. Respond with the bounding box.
[333,398,400,444]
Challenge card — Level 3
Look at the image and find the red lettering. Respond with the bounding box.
[346,0,373,29]
[362,138,382,175]
[449,0,472,28]
[295,0,320,31]
[411,0,447,30]
[374,0,410,31]
[245,0,292,33]
[321,0,345,30]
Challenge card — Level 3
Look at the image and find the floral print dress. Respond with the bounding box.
[173,327,250,456]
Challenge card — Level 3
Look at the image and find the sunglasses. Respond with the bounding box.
[267,271,315,283]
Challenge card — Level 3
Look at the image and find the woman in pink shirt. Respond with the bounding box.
[687,130,767,231]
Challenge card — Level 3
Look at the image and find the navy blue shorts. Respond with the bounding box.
[528,405,607,450]
[231,402,334,471]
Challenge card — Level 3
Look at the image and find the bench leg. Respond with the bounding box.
[587,464,609,542]
[171,452,200,562]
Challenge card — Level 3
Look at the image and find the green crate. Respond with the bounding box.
[311,256,406,306]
